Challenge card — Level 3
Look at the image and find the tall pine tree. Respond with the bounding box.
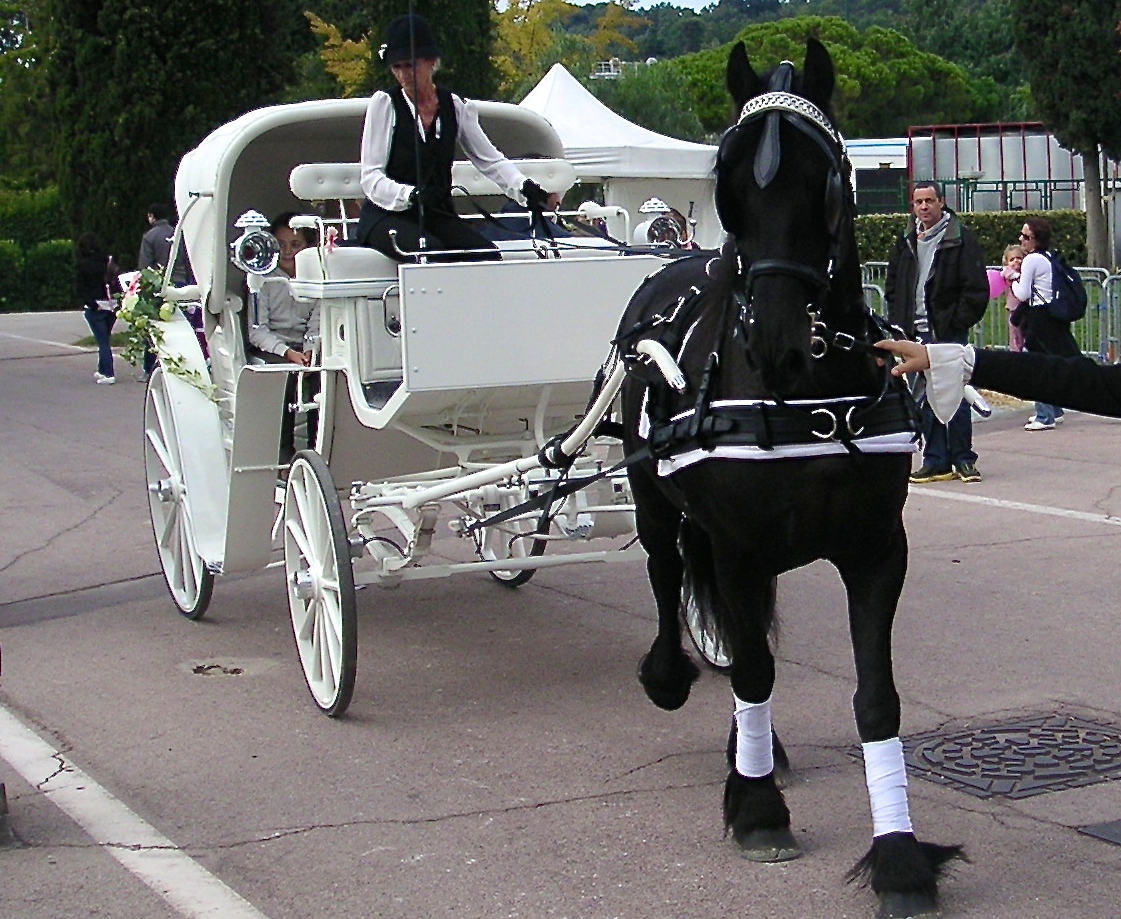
[51,1,307,265]
[361,0,495,98]
[1013,0,1121,267]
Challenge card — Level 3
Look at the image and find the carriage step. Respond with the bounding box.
[362,379,402,409]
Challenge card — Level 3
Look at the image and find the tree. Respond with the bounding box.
[366,0,495,98]
[589,62,707,141]
[904,0,1023,113]
[493,0,586,100]
[665,17,998,137]
[586,1,648,61]
[0,1,54,190]
[304,11,373,98]
[51,1,308,264]
[1013,1,1121,268]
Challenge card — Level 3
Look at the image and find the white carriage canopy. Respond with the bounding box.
[519,63,722,247]
[173,97,567,316]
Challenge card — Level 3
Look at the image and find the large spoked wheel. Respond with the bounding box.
[144,367,214,619]
[283,450,357,717]
[685,596,731,670]
[483,507,548,588]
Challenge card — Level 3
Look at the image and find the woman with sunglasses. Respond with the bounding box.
[1012,216,1081,430]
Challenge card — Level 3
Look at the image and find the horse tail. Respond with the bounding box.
[680,516,777,651]
[680,517,728,650]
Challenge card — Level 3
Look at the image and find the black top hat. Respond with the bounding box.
[380,14,440,66]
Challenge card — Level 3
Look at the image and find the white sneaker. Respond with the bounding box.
[1024,419,1054,431]
[94,372,116,385]
[1027,414,1064,424]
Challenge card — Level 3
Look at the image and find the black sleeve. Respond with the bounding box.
[955,231,989,330]
[972,349,1121,417]
[884,238,902,325]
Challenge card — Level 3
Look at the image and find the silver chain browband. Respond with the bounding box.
[738,91,847,154]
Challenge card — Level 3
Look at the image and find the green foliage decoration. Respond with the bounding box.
[117,267,213,396]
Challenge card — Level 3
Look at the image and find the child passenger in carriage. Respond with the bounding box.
[246,212,320,464]
[355,13,551,262]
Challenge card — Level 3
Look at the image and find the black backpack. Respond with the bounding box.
[1039,251,1087,322]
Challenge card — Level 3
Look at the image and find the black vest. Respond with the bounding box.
[386,84,459,209]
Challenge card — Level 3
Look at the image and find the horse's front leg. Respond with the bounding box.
[721,564,800,862]
[837,523,963,917]
[629,466,699,710]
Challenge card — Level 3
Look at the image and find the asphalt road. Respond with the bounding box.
[1,312,1120,918]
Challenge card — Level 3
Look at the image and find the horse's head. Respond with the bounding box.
[716,38,855,395]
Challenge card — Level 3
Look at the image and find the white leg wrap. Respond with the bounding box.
[862,737,913,837]
[733,695,774,778]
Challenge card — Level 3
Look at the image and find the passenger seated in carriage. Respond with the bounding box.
[246,212,320,463]
[355,14,551,262]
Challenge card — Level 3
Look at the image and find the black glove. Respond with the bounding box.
[521,178,550,212]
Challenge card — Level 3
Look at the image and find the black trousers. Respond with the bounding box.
[1023,308,1081,358]
[355,200,500,262]
[249,348,321,462]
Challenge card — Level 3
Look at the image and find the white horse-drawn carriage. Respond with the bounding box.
[145,97,689,715]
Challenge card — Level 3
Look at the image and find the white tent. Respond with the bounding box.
[520,63,722,248]
[520,63,717,179]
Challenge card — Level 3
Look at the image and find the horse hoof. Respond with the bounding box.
[875,890,939,918]
[638,651,699,710]
[735,826,801,862]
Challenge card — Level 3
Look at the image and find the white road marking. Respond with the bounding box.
[909,485,1121,528]
[0,331,89,351]
[0,704,268,919]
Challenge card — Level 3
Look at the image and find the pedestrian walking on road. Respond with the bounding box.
[76,232,119,385]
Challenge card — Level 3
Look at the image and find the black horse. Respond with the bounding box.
[616,40,962,918]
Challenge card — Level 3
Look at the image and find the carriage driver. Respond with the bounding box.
[355,13,553,262]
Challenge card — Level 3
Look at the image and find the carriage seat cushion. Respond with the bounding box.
[294,245,397,283]
[289,158,577,203]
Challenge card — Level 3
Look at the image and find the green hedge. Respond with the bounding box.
[0,237,78,312]
[0,240,23,312]
[0,186,72,249]
[856,209,1088,265]
[23,240,77,313]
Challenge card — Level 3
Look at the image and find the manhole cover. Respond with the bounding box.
[903,713,1121,799]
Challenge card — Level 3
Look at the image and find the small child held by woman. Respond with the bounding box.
[1001,243,1026,353]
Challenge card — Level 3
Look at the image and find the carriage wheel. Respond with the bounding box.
[684,596,732,670]
[143,367,214,619]
[283,450,357,717]
[485,512,548,588]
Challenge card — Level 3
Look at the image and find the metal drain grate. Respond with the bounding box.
[903,713,1121,799]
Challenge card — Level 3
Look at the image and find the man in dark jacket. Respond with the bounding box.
[886,181,988,483]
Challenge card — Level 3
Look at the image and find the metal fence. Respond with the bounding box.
[860,261,1121,363]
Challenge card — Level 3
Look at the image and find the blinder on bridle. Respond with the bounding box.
[719,63,852,309]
